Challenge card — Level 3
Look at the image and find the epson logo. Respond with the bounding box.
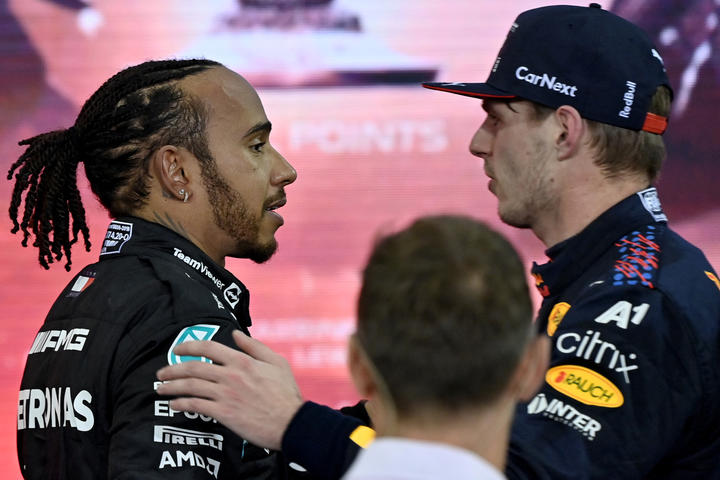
[173,248,225,290]
[28,328,89,354]
[18,387,94,432]
[154,400,217,423]
[618,81,637,119]
[154,425,224,451]
[527,393,601,440]
[515,66,578,97]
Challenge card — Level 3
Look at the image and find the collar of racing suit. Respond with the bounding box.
[531,186,668,301]
[98,216,252,327]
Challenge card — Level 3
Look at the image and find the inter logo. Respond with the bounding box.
[167,324,220,366]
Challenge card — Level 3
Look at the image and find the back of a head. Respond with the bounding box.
[356,215,533,416]
[7,58,221,270]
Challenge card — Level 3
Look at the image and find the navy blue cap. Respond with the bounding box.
[423,3,673,134]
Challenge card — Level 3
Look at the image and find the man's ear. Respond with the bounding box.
[554,105,585,161]
[347,334,377,399]
[151,145,191,202]
[509,334,551,402]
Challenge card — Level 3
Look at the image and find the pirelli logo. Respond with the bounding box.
[153,425,224,451]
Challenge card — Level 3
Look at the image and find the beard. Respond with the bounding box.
[199,158,277,264]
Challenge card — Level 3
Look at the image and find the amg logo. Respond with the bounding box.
[29,328,89,354]
[172,248,225,290]
[154,425,224,451]
[515,66,578,97]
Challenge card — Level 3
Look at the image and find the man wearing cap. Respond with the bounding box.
[154,4,720,479]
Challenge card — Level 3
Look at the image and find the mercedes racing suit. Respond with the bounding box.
[18,217,306,479]
[279,187,720,479]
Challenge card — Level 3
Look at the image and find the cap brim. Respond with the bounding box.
[422,82,516,100]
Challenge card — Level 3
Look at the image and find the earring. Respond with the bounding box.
[178,189,188,203]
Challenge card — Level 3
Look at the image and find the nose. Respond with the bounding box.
[271,147,297,187]
[469,125,490,159]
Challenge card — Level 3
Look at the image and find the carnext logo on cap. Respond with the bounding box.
[515,66,578,97]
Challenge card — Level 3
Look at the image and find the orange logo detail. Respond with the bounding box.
[547,302,570,337]
[705,271,720,292]
[546,365,624,408]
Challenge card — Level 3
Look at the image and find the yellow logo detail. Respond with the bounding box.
[547,302,571,337]
[705,271,720,292]
[546,365,624,408]
[349,425,376,448]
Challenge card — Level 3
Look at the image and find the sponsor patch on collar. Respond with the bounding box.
[224,283,242,309]
[167,324,220,365]
[101,221,133,255]
[637,188,667,222]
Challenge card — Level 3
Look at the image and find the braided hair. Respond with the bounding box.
[7,58,220,270]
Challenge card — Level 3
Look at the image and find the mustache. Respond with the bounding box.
[263,191,287,209]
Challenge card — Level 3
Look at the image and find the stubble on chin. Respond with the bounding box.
[201,159,278,263]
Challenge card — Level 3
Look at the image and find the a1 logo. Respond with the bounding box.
[594,301,649,329]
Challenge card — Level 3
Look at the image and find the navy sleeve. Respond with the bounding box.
[282,402,370,480]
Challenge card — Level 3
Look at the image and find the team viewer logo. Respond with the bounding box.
[168,324,220,366]
[546,365,624,408]
[223,283,241,309]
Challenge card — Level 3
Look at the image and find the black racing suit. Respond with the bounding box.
[280,188,720,479]
[18,217,312,479]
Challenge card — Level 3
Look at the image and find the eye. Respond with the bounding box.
[483,112,500,128]
[250,142,266,153]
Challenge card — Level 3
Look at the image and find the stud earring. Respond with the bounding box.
[178,189,188,203]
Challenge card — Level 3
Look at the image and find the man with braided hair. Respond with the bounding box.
[8,59,315,478]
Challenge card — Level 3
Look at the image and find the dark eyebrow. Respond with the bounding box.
[482,99,517,114]
[242,121,272,139]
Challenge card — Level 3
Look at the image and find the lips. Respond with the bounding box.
[264,196,287,224]
[264,196,286,212]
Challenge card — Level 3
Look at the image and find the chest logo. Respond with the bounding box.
[594,301,649,329]
[547,302,571,337]
[168,324,220,365]
[546,365,624,408]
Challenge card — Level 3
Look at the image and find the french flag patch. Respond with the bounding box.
[67,271,96,297]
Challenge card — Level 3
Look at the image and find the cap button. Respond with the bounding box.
[589,2,602,8]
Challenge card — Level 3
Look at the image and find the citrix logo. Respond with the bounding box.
[515,66,578,97]
[555,329,638,383]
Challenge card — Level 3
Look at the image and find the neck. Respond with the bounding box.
[378,400,515,471]
[533,173,649,248]
[134,207,226,267]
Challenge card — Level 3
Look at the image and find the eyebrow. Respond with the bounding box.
[482,100,516,114]
[242,121,272,138]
